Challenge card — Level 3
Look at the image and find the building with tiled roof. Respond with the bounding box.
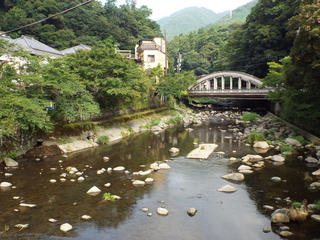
[60,44,91,54]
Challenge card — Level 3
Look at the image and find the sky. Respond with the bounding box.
[100,0,254,20]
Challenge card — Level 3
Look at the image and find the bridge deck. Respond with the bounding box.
[188,89,271,98]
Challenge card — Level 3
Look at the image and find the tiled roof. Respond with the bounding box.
[12,35,64,57]
[61,44,91,54]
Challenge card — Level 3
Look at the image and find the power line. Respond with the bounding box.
[0,0,95,36]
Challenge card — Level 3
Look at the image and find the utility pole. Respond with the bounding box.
[177,52,182,73]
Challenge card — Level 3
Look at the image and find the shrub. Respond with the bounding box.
[292,136,309,145]
[314,199,320,210]
[58,136,73,144]
[150,118,161,126]
[242,112,260,122]
[98,135,110,145]
[247,131,265,144]
[289,200,309,221]
[102,192,115,202]
[280,144,294,153]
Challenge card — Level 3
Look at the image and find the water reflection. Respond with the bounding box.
[0,121,319,239]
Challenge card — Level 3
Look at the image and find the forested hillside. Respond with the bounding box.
[0,0,162,50]
[205,0,258,28]
[157,7,228,41]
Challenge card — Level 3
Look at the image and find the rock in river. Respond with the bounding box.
[221,173,244,181]
[187,208,197,217]
[217,185,237,193]
[157,207,169,216]
[60,223,73,232]
[4,158,19,167]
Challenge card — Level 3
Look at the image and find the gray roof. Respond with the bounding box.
[12,35,64,58]
[61,44,91,54]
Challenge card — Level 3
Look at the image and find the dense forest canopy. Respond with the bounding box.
[0,0,162,50]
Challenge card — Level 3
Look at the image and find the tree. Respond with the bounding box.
[0,38,53,139]
[63,46,150,109]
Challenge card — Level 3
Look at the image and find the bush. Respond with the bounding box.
[242,112,260,122]
[102,192,115,202]
[247,131,265,144]
[280,144,294,153]
[98,135,110,145]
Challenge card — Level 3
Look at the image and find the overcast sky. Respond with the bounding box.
[100,0,254,20]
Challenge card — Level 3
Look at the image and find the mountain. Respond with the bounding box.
[205,0,258,29]
[157,7,228,41]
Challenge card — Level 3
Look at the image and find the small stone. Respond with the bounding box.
[103,156,109,162]
[270,176,282,182]
[113,166,125,171]
[60,223,73,232]
[132,180,145,187]
[50,179,57,183]
[145,178,154,184]
[86,186,101,195]
[311,214,320,222]
[20,203,37,208]
[263,228,271,233]
[217,185,237,193]
[157,207,169,216]
[263,205,274,211]
[279,231,293,237]
[104,183,111,187]
[238,165,252,171]
[5,173,13,177]
[78,177,85,182]
[187,208,197,217]
[147,213,153,217]
[0,182,12,188]
[13,196,20,200]
[60,178,66,182]
[48,218,58,223]
[15,224,29,229]
[169,147,179,153]
[221,173,244,181]
[312,169,320,176]
[81,215,92,220]
[159,163,170,169]
[97,170,104,175]
[141,208,149,212]
[271,155,285,162]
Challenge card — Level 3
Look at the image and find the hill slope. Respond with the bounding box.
[206,0,258,28]
[157,7,228,41]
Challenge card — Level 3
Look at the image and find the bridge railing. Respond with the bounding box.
[189,88,272,94]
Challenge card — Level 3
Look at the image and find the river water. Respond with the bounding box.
[0,117,320,240]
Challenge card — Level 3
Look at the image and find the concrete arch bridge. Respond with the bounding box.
[188,71,273,98]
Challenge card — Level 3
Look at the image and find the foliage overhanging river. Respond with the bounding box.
[0,113,320,240]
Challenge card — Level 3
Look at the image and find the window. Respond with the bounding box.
[147,55,155,62]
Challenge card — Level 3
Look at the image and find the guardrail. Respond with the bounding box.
[189,89,272,94]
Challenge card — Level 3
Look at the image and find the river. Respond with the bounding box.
[0,116,320,240]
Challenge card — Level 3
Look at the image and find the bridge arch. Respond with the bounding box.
[189,71,263,91]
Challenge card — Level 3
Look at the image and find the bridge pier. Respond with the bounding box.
[238,77,242,90]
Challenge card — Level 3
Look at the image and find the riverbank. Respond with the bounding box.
[19,107,209,159]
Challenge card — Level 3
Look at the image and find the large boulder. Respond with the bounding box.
[217,184,237,193]
[24,145,63,157]
[253,141,269,149]
[157,207,169,216]
[4,158,19,167]
[312,169,320,176]
[60,223,73,232]
[305,157,319,164]
[271,208,290,223]
[221,173,244,181]
[285,138,302,147]
[271,155,285,162]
